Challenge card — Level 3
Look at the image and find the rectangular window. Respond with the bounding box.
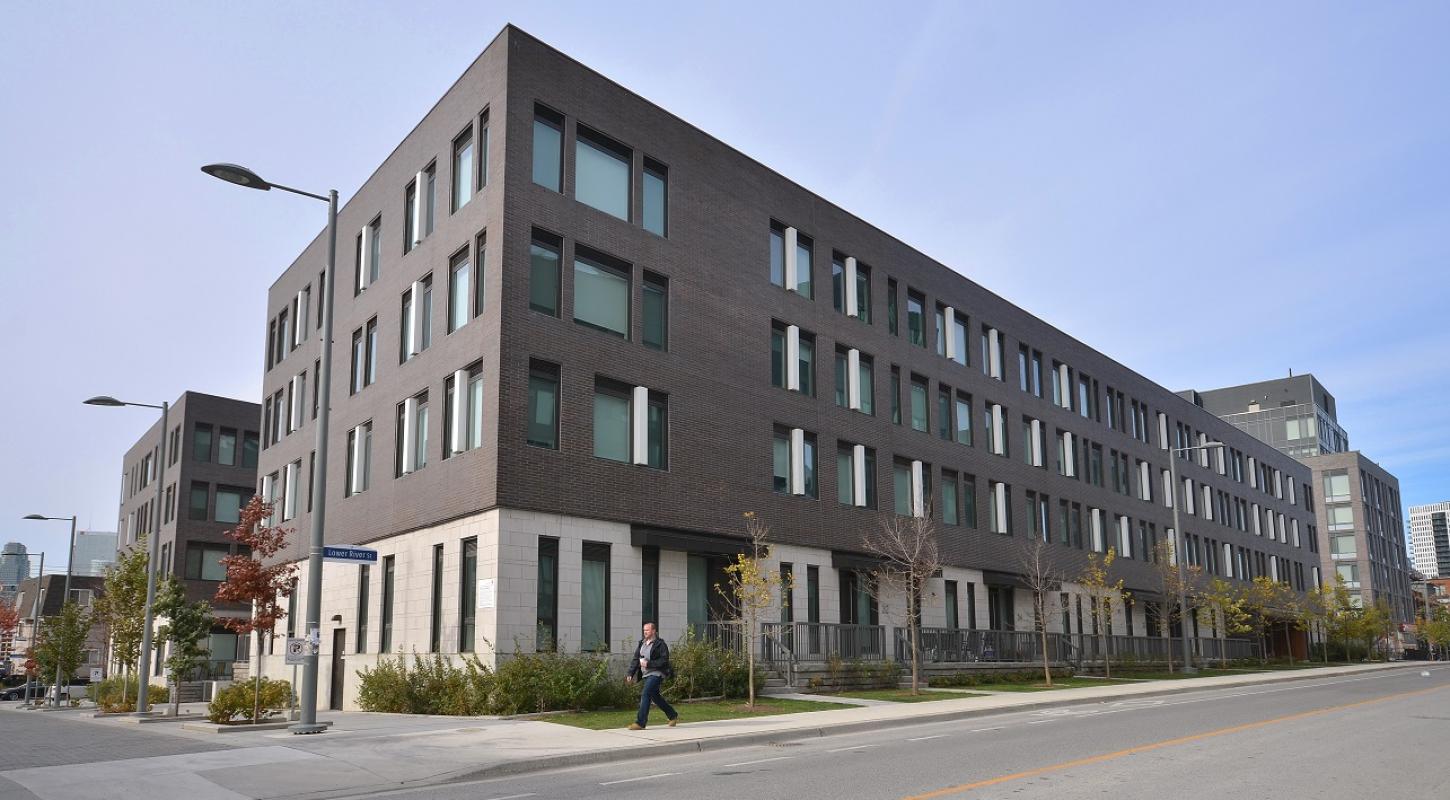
[890,366,901,425]
[356,565,370,654]
[855,261,872,322]
[532,105,564,191]
[887,278,899,335]
[575,125,631,220]
[527,360,560,449]
[399,274,433,361]
[217,428,237,466]
[945,580,960,629]
[215,486,246,524]
[593,379,631,463]
[448,248,471,333]
[530,230,561,316]
[642,271,668,350]
[380,556,395,652]
[942,469,959,526]
[183,543,230,581]
[188,482,208,521]
[192,423,213,462]
[989,481,1011,534]
[907,290,926,347]
[893,460,913,517]
[459,537,477,652]
[643,157,667,236]
[910,375,929,433]
[935,306,947,356]
[955,392,973,445]
[573,245,631,337]
[794,230,813,297]
[937,386,952,440]
[769,221,786,288]
[581,542,611,651]
[452,126,473,212]
[429,544,444,652]
[345,422,373,496]
[536,537,559,651]
[642,547,660,625]
[394,391,429,477]
[443,362,485,457]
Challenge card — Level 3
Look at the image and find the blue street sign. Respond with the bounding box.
[322,545,378,563]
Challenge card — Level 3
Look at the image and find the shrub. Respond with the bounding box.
[356,653,494,715]
[208,679,292,724]
[664,631,762,701]
[489,650,631,715]
[88,676,170,712]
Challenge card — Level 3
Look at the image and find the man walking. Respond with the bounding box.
[625,622,678,730]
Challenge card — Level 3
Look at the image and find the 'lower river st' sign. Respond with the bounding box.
[322,545,378,564]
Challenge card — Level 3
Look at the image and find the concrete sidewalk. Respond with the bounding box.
[0,661,1425,800]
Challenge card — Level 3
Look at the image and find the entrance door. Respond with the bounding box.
[329,629,346,710]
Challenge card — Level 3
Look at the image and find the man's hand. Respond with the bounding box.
[625,675,635,685]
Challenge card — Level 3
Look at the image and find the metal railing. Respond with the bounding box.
[894,627,1070,663]
[761,622,887,666]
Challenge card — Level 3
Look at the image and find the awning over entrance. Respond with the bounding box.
[630,525,747,556]
[981,570,1032,589]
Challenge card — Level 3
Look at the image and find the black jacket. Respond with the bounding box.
[626,638,673,680]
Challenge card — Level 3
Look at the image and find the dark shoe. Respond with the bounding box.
[628,723,644,731]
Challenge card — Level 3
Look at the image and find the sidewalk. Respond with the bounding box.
[0,661,1425,800]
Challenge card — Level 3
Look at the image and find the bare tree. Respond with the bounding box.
[864,512,942,695]
[1149,538,1201,673]
[1017,536,1064,687]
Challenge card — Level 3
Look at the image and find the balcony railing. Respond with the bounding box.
[894,627,1070,663]
[760,622,888,667]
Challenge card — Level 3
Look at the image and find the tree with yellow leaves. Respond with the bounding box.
[1077,548,1125,678]
[719,512,784,708]
[1194,577,1250,668]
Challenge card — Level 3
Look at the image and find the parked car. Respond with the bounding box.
[0,681,49,700]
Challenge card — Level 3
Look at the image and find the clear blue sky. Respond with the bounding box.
[2,1,1446,569]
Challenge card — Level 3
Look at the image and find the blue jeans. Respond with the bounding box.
[636,674,677,728]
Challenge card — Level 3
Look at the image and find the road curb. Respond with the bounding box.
[428,662,1420,787]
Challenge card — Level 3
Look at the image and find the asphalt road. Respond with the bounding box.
[357,666,1450,800]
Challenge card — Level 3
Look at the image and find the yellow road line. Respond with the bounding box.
[902,681,1449,799]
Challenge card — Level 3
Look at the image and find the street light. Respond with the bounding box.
[204,162,338,735]
[84,395,167,714]
[23,514,77,708]
[1168,440,1226,674]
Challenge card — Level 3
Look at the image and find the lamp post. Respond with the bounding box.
[85,396,167,714]
[21,551,44,705]
[22,515,76,707]
[203,162,338,735]
[1167,440,1226,674]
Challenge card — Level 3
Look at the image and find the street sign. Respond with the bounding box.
[322,545,378,564]
[284,636,316,665]
[89,667,103,683]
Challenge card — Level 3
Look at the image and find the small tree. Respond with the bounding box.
[215,496,296,723]
[1017,536,1063,687]
[1298,584,1334,664]
[1149,538,1201,673]
[34,601,90,701]
[0,596,18,657]
[1077,548,1124,678]
[1358,599,1393,661]
[155,576,213,717]
[1240,577,1288,664]
[1194,577,1249,668]
[717,512,783,708]
[864,511,943,695]
[1323,577,1360,662]
[93,541,150,704]
[1421,606,1450,660]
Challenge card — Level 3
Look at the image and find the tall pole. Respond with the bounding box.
[1168,448,1195,673]
[52,517,76,708]
[293,189,338,734]
[24,552,43,705]
[135,401,168,714]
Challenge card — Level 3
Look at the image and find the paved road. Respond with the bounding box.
[356,666,1450,800]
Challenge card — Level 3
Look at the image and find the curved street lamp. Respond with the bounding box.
[204,162,338,735]
[23,513,77,707]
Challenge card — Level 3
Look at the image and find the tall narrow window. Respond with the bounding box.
[769,222,786,288]
[444,362,485,457]
[459,537,477,652]
[473,231,486,319]
[399,275,433,362]
[394,391,429,477]
[345,422,373,496]
[365,317,379,387]
[581,542,611,651]
[643,157,667,236]
[887,278,899,336]
[380,555,395,652]
[942,470,960,526]
[910,375,929,433]
[576,125,631,220]
[452,126,473,212]
[527,361,560,449]
[907,290,926,347]
[954,392,973,445]
[891,366,901,425]
[642,547,660,625]
[536,537,559,651]
[192,424,213,462]
[429,544,444,652]
[643,271,668,350]
[218,427,237,466]
[532,105,564,191]
[478,109,490,187]
[529,230,562,317]
[593,379,631,463]
[573,246,630,337]
[355,565,370,654]
[447,249,471,333]
[937,387,952,440]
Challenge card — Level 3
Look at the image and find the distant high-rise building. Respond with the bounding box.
[71,531,118,577]
[0,542,30,593]
[1409,502,1450,579]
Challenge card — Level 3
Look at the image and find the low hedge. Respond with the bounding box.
[208,679,292,724]
[928,668,1071,688]
[87,676,170,712]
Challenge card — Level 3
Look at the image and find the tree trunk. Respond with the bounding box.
[746,613,756,708]
[1165,602,1174,674]
[909,585,920,695]
[1039,602,1052,688]
[253,629,264,723]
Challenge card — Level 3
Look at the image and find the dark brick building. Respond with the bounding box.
[256,26,1319,709]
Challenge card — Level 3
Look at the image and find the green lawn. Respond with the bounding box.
[543,697,855,730]
[832,689,986,703]
[961,676,1117,692]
